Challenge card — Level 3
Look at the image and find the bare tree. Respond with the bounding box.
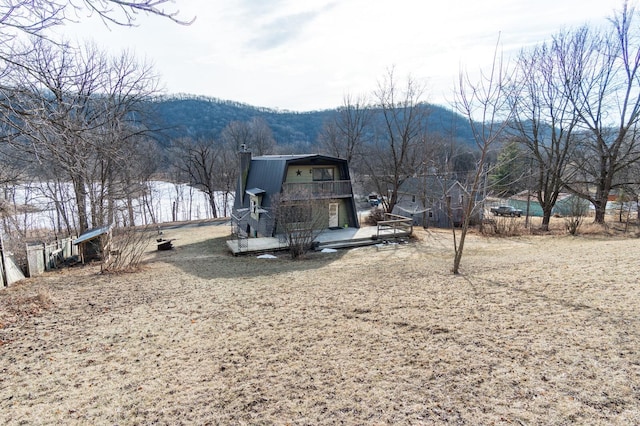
[248,117,275,156]
[2,39,160,233]
[0,0,191,39]
[511,36,582,230]
[452,39,513,274]
[170,137,221,218]
[558,4,640,223]
[272,189,327,259]
[319,93,371,166]
[364,69,429,213]
[216,146,239,216]
[221,120,252,152]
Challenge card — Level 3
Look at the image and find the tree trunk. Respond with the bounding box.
[594,203,606,223]
[72,176,89,233]
[540,206,553,231]
[126,193,135,226]
[452,230,467,274]
[452,195,476,275]
[208,192,218,219]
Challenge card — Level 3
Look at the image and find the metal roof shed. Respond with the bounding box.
[73,225,112,264]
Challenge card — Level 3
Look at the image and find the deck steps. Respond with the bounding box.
[314,236,379,251]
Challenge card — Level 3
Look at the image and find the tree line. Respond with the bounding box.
[474,3,640,232]
[319,2,640,234]
[0,2,192,240]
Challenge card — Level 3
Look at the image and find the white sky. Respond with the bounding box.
[57,0,620,111]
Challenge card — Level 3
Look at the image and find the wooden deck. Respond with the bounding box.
[226,224,412,256]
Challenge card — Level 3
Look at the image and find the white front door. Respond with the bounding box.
[329,203,339,228]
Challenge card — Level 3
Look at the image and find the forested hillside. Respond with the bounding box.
[149,94,474,150]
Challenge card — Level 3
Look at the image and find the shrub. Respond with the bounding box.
[101,226,153,272]
[365,207,386,225]
[564,197,590,236]
[482,216,522,236]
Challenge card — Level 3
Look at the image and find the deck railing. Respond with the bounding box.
[376,213,413,239]
[281,180,352,200]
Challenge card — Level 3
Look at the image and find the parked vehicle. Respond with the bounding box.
[490,205,523,217]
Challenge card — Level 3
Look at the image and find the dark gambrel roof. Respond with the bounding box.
[237,154,351,210]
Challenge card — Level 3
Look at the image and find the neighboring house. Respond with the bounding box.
[232,151,359,238]
[392,176,482,228]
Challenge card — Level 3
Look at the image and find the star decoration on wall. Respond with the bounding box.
[296,169,302,176]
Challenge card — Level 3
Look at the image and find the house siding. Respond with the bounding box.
[232,154,359,238]
[393,177,482,228]
[285,165,338,183]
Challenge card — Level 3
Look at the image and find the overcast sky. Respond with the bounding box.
[58,0,620,111]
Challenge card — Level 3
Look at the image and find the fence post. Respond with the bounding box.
[42,241,47,271]
[0,233,7,287]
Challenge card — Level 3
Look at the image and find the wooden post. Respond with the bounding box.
[42,241,47,271]
[0,233,7,287]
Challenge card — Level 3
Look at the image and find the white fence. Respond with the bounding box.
[0,234,26,287]
[25,236,78,277]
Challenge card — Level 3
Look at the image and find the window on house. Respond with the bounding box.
[312,167,334,181]
[283,203,312,223]
[412,195,416,203]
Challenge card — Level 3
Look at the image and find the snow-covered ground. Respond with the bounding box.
[2,181,233,232]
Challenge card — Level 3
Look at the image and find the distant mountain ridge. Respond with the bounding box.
[149,94,475,151]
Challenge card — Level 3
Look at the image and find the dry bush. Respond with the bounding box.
[272,191,328,259]
[565,215,584,235]
[364,207,386,225]
[482,216,523,236]
[578,221,611,235]
[563,197,590,235]
[101,226,153,272]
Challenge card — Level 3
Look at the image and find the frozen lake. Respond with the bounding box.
[2,181,233,232]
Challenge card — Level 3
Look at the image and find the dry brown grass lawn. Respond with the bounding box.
[1,220,640,425]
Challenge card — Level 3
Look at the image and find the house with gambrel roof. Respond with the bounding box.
[232,150,359,238]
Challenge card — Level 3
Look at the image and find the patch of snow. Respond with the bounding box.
[257,254,277,259]
[321,248,337,253]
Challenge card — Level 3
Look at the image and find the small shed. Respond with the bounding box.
[73,225,112,264]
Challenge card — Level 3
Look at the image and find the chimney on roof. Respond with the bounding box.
[239,145,252,196]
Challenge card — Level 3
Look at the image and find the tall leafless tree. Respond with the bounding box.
[364,69,429,213]
[221,120,252,152]
[511,37,581,230]
[2,39,160,233]
[452,38,513,274]
[558,3,640,223]
[247,117,275,156]
[170,137,222,218]
[319,93,371,166]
